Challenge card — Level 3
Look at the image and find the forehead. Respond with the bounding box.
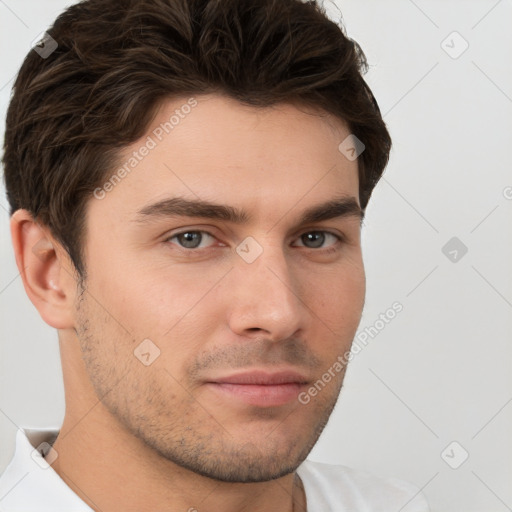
[89,94,360,226]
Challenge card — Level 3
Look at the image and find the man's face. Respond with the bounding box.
[75,94,365,482]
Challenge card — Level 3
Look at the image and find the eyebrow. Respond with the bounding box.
[135,195,364,228]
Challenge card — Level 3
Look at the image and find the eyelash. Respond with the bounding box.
[164,229,345,254]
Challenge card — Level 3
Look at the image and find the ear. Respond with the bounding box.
[10,209,79,329]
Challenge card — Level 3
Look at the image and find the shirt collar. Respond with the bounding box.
[0,427,93,512]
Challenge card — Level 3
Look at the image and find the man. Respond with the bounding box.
[0,0,429,510]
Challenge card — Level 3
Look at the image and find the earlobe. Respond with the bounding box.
[10,209,77,329]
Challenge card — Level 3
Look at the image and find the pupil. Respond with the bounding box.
[304,232,324,248]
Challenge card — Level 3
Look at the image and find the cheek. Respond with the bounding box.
[312,256,365,303]
[307,261,365,342]
[87,257,227,366]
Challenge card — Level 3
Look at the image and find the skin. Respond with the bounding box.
[11,94,365,512]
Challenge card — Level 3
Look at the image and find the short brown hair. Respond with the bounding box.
[3,0,391,277]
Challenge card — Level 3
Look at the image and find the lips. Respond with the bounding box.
[208,370,309,386]
[205,370,309,407]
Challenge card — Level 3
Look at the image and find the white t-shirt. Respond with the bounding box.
[0,428,430,511]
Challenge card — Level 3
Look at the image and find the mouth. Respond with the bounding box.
[204,369,310,407]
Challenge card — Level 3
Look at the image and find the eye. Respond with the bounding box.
[292,231,342,250]
[165,230,216,249]
[164,229,343,252]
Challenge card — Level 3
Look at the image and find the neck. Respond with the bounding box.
[50,402,307,512]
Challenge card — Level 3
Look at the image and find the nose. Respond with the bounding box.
[226,241,306,342]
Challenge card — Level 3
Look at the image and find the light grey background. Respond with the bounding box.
[1,1,511,511]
